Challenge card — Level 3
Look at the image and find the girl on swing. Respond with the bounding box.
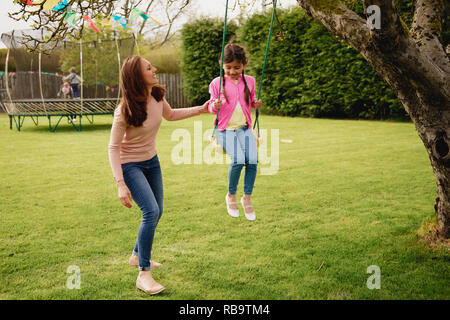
[208,43,262,221]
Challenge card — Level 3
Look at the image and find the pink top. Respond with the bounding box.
[207,75,256,131]
[108,97,203,182]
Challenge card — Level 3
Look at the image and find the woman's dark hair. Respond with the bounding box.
[219,43,251,107]
[120,55,165,127]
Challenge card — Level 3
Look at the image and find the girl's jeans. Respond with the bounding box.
[215,126,258,195]
[122,155,163,271]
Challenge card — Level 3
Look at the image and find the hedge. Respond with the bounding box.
[180,18,238,106]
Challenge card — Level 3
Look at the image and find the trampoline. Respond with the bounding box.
[1,30,135,132]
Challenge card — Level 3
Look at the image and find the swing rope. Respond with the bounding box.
[212,0,277,139]
[212,0,229,139]
[253,0,277,137]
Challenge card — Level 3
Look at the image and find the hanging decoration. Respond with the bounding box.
[21,0,34,6]
[64,11,78,28]
[83,16,102,33]
[111,15,127,30]
[129,7,148,21]
[143,12,163,25]
[52,0,69,12]
[44,4,165,33]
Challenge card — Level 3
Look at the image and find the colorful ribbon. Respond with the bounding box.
[52,0,69,12]
[83,16,102,33]
[32,4,163,34]
[144,12,162,25]
[129,7,148,21]
[64,11,77,28]
[111,15,127,30]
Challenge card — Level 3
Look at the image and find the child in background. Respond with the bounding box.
[58,78,76,121]
[64,67,81,99]
[208,43,262,221]
[57,81,73,99]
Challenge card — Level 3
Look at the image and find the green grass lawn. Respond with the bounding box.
[0,113,448,300]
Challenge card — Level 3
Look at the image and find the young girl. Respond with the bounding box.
[208,43,262,221]
[57,81,73,99]
[57,80,76,121]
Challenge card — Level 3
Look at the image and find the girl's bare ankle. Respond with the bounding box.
[228,193,236,200]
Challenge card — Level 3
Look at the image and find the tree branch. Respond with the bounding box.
[138,0,156,36]
[297,0,449,111]
[411,0,450,74]
[8,0,117,52]
[146,0,191,47]
[296,0,369,53]
[361,0,408,52]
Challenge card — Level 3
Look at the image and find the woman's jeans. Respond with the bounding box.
[215,126,258,195]
[122,155,163,271]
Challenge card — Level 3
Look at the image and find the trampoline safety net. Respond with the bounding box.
[1,30,135,131]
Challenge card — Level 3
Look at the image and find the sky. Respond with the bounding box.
[0,0,298,48]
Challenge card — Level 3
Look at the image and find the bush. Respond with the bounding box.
[180,18,238,105]
[239,7,406,120]
[140,41,182,74]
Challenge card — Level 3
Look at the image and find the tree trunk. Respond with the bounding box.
[296,0,450,239]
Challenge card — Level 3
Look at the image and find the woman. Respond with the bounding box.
[108,55,209,295]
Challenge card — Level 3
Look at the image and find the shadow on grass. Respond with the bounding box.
[5,113,114,134]
[11,123,113,133]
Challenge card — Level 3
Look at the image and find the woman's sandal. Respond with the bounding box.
[240,197,256,221]
[225,194,240,218]
[136,273,165,295]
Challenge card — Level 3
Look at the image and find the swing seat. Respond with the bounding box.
[209,135,225,154]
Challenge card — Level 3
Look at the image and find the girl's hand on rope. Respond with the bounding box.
[214,99,222,110]
[253,99,262,109]
[117,181,132,208]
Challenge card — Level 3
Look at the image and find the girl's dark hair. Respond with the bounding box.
[220,43,251,107]
[120,55,165,127]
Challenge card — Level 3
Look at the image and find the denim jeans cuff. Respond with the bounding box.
[139,266,151,271]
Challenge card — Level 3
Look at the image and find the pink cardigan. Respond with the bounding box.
[207,75,257,131]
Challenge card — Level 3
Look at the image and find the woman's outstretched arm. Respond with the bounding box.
[162,98,209,121]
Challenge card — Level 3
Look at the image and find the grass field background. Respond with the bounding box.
[0,113,448,300]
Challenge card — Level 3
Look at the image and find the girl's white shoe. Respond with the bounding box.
[225,194,240,218]
[240,197,256,221]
